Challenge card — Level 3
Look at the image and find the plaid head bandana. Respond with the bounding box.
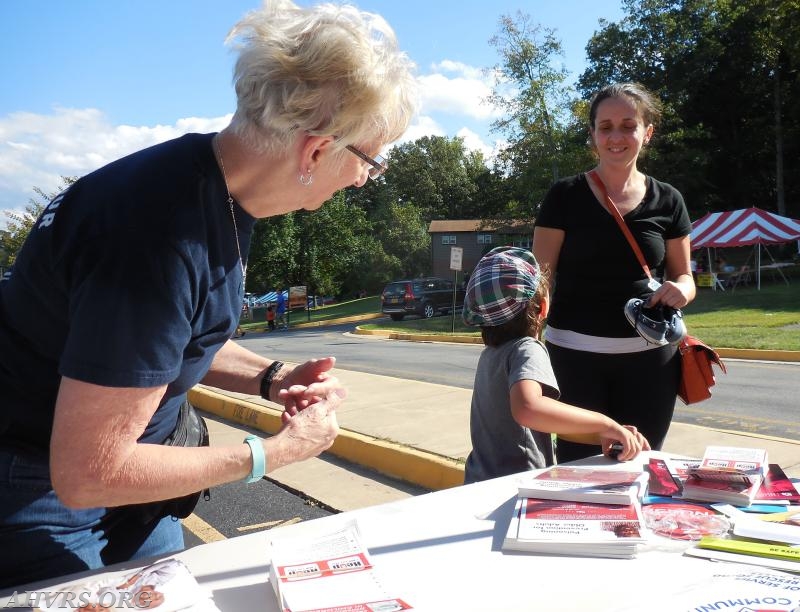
[462,246,542,327]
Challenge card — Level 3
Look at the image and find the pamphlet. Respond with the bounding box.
[517,465,648,505]
[688,445,768,485]
[714,503,800,545]
[757,464,800,503]
[502,497,646,559]
[269,520,412,612]
[29,558,219,611]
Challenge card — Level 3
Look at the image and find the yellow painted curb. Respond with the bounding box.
[188,388,284,433]
[291,312,385,329]
[716,348,800,362]
[188,387,465,491]
[354,327,800,361]
[353,326,483,344]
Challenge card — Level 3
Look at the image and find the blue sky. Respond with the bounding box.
[0,0,625,226]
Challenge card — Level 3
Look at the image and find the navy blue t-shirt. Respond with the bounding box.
[0,133,254,452]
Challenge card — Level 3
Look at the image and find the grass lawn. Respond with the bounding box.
[238,271,799,351]
[240,296,381,331]
[360,275,800,351]
[680,279,800,350]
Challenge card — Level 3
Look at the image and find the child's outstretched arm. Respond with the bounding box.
[510,380,651,461]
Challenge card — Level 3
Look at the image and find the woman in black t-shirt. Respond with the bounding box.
[533,82,696,464]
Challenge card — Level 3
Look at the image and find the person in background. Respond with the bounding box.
[0,0,416,588]
[267,304,276,331]
[275,288,288,330]
[532,82,695,465]
[461,246,649,484]
[716,254,735,274]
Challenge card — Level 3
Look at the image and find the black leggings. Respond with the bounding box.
[546,342,681,464]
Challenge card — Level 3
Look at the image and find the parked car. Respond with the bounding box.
[381,277,465,321]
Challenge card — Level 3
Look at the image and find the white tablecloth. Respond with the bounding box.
[3,451,782,611]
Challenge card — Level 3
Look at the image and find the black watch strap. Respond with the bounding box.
[260,361,285,401]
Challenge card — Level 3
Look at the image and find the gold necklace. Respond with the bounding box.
[214,135,247,289]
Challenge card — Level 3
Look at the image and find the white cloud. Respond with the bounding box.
[395,114,446,147]
[0,108,230,227]
[0,82,508,232]
[416,61,501,121]
[430,60,485,80]
[455,126,496,161]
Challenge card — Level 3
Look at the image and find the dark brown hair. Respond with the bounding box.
[588,82,662,131]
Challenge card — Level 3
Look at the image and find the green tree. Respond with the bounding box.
[579,0,800,218]
[1,177,77,264]
[486,11,578,209]
[246,213,300,294]
[377,201,430,278]
[384,136,481,220]
[247,193,378,298]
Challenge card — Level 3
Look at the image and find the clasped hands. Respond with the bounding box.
[271,356,343,458]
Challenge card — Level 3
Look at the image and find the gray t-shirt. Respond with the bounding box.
[464,337,560,484]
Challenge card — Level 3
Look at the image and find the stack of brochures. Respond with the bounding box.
[646,453,799,510]
[638,448,800,572]
[269,520,413,612]
[503,466,650,559]
[680,446,770,506]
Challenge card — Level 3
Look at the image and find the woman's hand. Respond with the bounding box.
[268,386,343,467]
[600,424,650,461]
[273,356,347,419]
[648,279,693,309]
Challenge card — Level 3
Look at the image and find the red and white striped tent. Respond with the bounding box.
[690,207,800,289]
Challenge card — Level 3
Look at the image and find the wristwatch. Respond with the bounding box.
[259,361,284,401]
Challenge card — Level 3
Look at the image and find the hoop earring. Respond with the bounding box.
[299,171,313,186]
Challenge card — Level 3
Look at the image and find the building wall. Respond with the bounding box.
[431,232,494,280]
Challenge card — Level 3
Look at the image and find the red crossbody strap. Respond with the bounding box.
[586,169,653,281]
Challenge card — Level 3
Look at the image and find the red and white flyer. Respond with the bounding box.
[269,520,413,612]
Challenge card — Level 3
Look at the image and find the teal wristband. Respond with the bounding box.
[243,435,266,483]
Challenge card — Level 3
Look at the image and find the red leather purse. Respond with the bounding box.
[586,170,727,405]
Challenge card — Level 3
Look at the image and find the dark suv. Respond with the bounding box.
[381,277,465,321]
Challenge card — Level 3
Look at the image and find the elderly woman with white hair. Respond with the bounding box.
[0,0,417,588]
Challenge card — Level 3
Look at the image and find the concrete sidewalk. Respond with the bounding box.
[190,366,800,512]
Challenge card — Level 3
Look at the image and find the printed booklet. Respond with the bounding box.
[648,457,799,508]
[517,465,649,505]
[27,558,219,612]
[502,497,646,559]
[688,445,768,485]
[757,464,800,504]
[269,520,413,612]
[682,473,765,506]
[678,447,770,507]
[646,457,683,497]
